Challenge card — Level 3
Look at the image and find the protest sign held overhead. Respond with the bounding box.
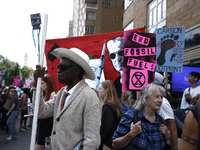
[155,27,185,72]
[30,13,41,30]
[122,31,156,91]
[12,76,21,87]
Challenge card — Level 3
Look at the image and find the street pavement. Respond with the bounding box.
[0,115,32,150]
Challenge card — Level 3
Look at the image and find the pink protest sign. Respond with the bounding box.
[13,76,21,87]
[122,31,156,91]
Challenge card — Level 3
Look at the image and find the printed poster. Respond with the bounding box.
[155,27,185,72]
[122,31,156,91]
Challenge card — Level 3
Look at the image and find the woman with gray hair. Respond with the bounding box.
[112,83,170,149]
[134,83,166,111]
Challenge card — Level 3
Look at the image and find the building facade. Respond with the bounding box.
[71,0,124,36]
[68,20,73,37]
[123,0,200,66]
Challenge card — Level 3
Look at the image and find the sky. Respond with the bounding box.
[0,0,73,69]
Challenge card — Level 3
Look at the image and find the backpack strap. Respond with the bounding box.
[157,114,164,125]
[197,100,200,148]
[186,88,191,104]
[133,110,139,124]
[134,111,164,124]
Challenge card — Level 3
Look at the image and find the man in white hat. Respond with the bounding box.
[33,48,101,150]
[155,72,178,150]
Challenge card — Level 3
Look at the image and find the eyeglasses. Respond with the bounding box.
[109,51,124,59]
[57,64,77,72]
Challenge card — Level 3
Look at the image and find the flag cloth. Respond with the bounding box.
[45,28,145,91]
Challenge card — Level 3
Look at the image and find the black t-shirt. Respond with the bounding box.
[100,102,121,149]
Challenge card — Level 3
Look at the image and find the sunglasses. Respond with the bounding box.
[109,51,124,59]
[57,64,77,72]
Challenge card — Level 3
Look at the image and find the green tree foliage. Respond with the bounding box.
[21,66,34,80]
[0,55,34,86]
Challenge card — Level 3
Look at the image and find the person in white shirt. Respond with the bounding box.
[180,72,200,109]
[155,72,178,150]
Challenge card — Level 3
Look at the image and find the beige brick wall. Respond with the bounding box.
[166,0,200,30]
[85,0,124,35]
[123,0,152,29]
[166,0,200,65]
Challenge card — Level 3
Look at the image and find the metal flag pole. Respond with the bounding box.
[94,43,106,91]
[30,14,48,150]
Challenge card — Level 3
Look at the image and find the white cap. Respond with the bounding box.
[154,72,164,85]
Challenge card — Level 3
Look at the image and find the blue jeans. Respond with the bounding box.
[7,111,18,139]
[29,117,33,126]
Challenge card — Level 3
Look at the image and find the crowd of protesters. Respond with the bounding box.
[0,85,33,140]
[0,47,200,150]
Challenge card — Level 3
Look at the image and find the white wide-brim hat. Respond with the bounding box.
[51,47,95,80]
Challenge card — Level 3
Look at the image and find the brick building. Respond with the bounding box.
[123,0,200,66]
[71,0,124,36]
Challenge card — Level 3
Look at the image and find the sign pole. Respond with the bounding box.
[30,14,48,150]
[164,72,168,89]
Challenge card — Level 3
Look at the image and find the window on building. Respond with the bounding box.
[115,1,118,8]
[124,0,133,10]
[148,0,166,33]
[102,0,111,8]
[115,15,118,22]
[86,12,96,20]
[124,21,134,31]
[185,25,200,49]
[86,3,98,9]
[85,26,95,34]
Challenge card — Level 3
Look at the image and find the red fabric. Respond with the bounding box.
[45,28,145,90]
